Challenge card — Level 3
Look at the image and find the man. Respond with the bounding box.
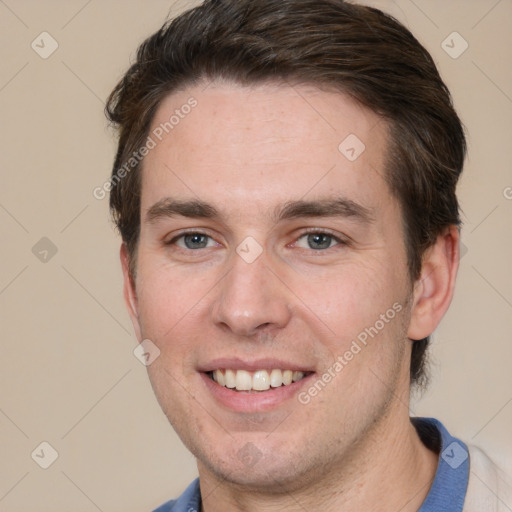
[105,1,511,510]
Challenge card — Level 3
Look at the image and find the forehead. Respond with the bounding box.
[141,81,390,215]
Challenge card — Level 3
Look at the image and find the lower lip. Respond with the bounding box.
[200,372,315,413]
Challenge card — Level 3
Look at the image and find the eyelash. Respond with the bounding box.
[165,228,348,252]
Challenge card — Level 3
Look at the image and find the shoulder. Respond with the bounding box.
[152,500,176,512]
[464,445,512,512]
[151,478,200,512]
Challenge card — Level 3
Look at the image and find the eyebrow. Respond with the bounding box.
[276,198,374,224]
[146,199,218,223]
[145,197,374,225]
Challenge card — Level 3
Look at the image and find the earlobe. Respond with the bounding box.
[407,226,460,341]
[120,244,143,341]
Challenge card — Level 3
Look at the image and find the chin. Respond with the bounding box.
[203,452,310,492]
[192,435,327,494]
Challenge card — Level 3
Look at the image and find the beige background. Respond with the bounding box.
[0,0,511,510]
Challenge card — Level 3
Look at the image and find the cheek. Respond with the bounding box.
[294,256,405,339]
[135,256,213,341]
[297,258,411,395]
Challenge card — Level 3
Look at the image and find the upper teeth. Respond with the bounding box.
[212,369,306,391]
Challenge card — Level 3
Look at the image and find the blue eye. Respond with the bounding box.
[183,234,208,249]
[295,232,341,250]
[170,233,217,250]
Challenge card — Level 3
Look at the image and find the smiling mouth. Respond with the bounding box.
[207,369,313,392]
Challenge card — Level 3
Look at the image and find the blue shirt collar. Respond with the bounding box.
[415,417,469,512]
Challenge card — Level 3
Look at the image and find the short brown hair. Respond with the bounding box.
[105,0,466,387]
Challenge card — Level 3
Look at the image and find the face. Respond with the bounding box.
[124,81,418,491]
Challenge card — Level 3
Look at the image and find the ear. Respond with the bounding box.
[407,226,460,340]
[120,243,143,342]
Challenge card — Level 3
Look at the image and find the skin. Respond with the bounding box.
[121,81,460,512]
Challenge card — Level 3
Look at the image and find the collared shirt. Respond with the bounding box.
[415,417,469,511]
[153,417,469,512]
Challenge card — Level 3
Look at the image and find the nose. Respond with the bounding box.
[210,248,293,338]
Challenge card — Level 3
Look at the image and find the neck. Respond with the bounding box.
[198,404,439,512]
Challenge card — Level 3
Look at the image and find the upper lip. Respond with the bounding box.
[198,357,315,373]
